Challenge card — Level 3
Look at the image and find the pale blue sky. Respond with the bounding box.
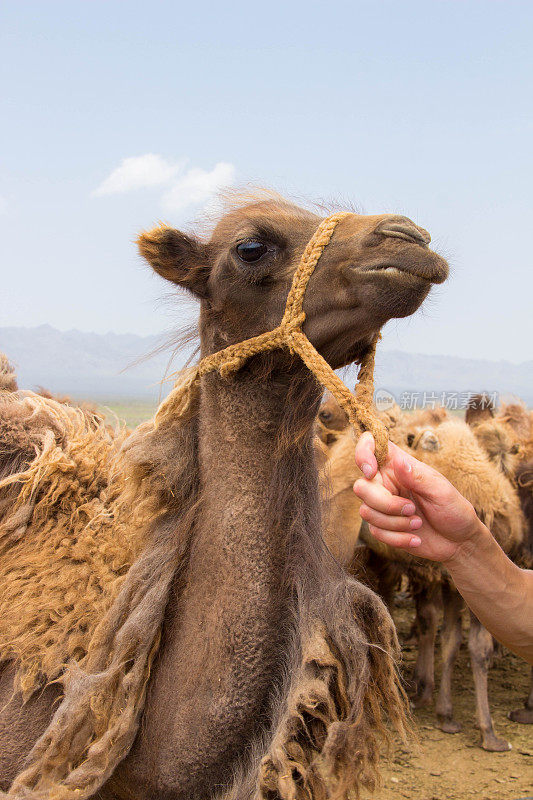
[1,0,532,361]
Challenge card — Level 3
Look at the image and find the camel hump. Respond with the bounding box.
[0,351,18,393]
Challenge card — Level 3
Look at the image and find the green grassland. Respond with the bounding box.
[82,397,527,432]
[92,398,159,429]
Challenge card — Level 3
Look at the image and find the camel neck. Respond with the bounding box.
[123,358,324,800]
[193,361,324,604]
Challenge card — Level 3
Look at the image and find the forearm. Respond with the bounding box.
[445,519,533,664]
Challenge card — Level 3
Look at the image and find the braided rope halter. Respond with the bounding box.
[156,212,389,465]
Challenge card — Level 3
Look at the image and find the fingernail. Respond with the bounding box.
[402,503,416,516]
[403,458,412,473]
[409,518,422,530]
[362,463,373,479]
[410,536,422,547]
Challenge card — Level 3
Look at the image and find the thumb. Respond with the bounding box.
[390,443,441,501]
[354,431,378,480]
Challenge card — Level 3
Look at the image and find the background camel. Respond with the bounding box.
[316,394,363,566]
[319,396,525,750]
[0,197,448,800]
[467,395,533,725]
[404,418,524,750]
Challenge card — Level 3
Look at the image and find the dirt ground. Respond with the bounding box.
[373,599,533,800]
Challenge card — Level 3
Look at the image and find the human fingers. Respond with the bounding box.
[354,432,378,479]
[389,443,445,501]
[367,524,422,550]
[359,504,422,532]
[353,478,415,516]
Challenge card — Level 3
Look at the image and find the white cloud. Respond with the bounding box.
[161,162,236,215]
[0,196,7,214]
[92,153,184,196]
[92,155,236,217]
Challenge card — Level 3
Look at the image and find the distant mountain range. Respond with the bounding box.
[1,324,531,405]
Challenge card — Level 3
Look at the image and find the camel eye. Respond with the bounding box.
[236,240,268,263]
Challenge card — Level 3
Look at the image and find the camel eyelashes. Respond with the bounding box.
[235,240,269,263]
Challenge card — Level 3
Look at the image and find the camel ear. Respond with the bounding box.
[137,225,210,299]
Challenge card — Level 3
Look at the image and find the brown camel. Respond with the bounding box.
[0,196,448,800]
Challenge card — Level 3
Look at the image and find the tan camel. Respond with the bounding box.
[321,395,524,750]
[0,196,448,800]
[467,395,533,725]
[315,395,364,566]
[405,419,524,748]
[316,400,401,603]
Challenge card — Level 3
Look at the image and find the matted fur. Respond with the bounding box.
[0,391,139,696]
[0,376,409,800]
[216,580,409,800]
[257,585,407,800]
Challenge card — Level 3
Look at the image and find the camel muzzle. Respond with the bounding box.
[377,215,431,246]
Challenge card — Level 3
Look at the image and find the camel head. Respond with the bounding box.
[139,196,448,368]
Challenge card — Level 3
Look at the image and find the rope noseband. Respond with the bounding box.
[157,212,389,465]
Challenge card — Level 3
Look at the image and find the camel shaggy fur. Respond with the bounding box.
[0,197,449,800]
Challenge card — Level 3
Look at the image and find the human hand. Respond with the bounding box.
[353,432,483,563]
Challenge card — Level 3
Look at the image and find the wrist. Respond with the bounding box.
[442,514,488,570]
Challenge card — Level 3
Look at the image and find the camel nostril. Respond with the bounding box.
[378,216,431,247]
